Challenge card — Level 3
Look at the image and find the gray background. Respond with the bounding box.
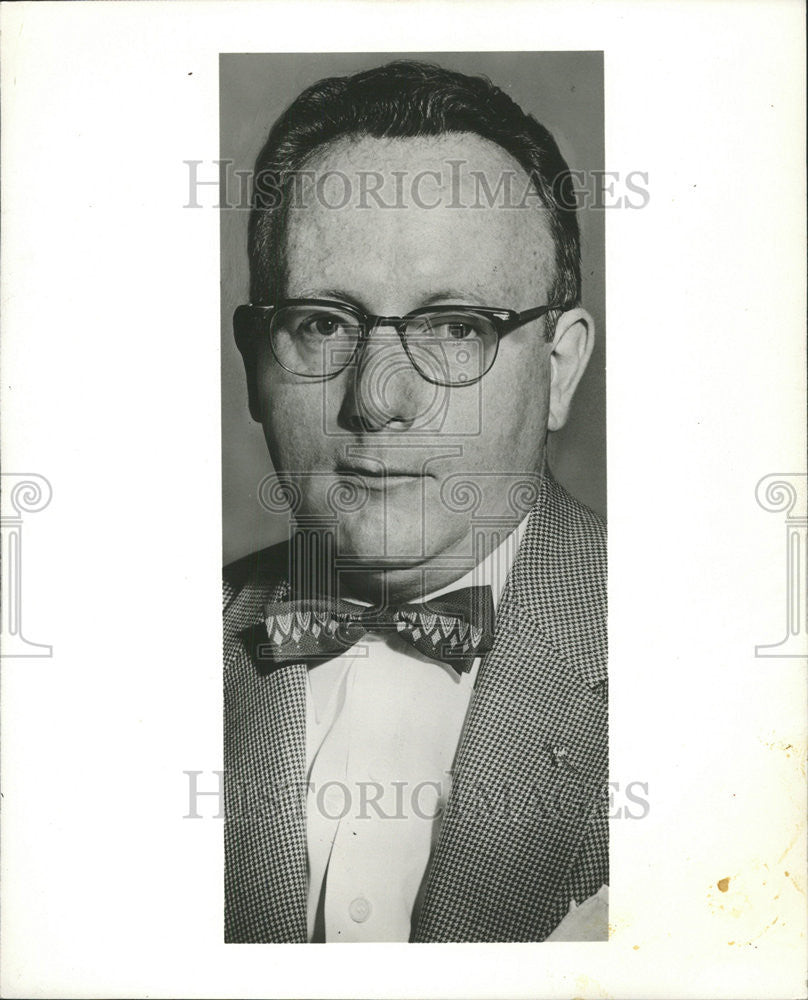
[221,52,605,564]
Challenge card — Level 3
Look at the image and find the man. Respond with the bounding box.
[223,60,607,943]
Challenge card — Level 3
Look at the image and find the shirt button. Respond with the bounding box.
[348,897,372,923]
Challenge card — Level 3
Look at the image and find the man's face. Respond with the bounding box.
[252,133,562,595]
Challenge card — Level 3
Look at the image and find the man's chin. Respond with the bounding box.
[333,502,470,567]
[336,506,435,564]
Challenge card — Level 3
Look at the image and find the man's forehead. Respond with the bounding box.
[282,133,556,308]
[309,131,520,180]
[298,132,545,212]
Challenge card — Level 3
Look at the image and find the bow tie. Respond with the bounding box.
[246,585,495,674]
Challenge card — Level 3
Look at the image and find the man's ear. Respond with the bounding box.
[548,307,595,431]
[234,312,263,423]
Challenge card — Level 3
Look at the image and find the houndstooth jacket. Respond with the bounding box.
[223,471,608,942]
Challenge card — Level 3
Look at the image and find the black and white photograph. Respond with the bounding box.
[0,2,805,998]
[220,52,608,944]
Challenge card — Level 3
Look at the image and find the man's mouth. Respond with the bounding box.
[335,459,428,490]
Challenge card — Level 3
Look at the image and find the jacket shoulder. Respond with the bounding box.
[531,473,606,569]
[511,473,607,686]
[222,539,290,631]
[548,478,606,556]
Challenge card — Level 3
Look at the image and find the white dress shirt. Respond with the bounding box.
[304,517,529,942]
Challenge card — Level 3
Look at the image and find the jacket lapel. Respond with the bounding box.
[224,570,309,943]
[413,474,608,941]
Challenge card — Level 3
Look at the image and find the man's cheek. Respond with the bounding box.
[265,397,328,464]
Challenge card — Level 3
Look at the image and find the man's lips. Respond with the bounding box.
[335,459,431,488]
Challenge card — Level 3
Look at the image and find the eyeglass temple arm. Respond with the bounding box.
[498,302,572,334]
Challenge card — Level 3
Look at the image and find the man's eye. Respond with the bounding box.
[432,321,479,340]
[449,323,474,340]
[299,315,343,338]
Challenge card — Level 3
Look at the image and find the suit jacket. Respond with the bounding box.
[223,472,608,942]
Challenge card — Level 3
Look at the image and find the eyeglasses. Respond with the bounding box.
[234,298,567,387]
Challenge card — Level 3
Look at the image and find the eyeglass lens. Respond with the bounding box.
[270,304,498,384]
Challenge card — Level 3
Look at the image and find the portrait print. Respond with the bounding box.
[220,52,607,943]
[1,4,804,996]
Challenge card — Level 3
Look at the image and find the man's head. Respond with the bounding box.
[236,61,594,598]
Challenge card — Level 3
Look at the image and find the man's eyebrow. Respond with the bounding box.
[297,288,367,310]
[292,288,492,310]
[418,289,489,308]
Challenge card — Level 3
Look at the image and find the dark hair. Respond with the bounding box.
[248,60,581,319]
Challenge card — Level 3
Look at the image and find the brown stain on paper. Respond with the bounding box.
[709,865,799,947]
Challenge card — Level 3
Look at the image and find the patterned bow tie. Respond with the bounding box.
[247,585,495,674]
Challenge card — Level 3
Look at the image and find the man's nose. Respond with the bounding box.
[338,322,441,433]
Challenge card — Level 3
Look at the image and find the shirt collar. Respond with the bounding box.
[419,513,531,612]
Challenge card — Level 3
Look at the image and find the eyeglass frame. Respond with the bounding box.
[233,298,571,388]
